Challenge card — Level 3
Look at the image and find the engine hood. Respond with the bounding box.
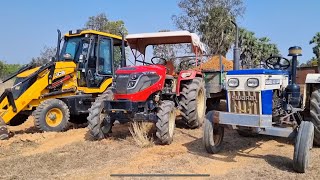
[116,65,166,75]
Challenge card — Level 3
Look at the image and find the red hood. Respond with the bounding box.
[116,65,166,74]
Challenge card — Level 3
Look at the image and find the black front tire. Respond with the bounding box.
[33,99,70,132]
[87,89,114,140]
[203,111,224,154]
[156,101,176,145]
[293,121,314,173]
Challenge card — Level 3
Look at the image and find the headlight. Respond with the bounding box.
[130,73,142,80]
[127,81,136,88]
[265,79,280,85]
[228,78,239,87]
[247,78,259,87]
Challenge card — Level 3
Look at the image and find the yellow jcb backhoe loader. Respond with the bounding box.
[0,29,127,139]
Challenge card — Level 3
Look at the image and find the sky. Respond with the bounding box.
[0,0,319,64]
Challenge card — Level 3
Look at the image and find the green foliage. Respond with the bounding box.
[0,60,22,80]
[173,0,245,55]
[309,32,320,67]
[239,28,279,66]
[85,13,128,36]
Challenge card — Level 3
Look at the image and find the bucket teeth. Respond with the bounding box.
[0,117,9,140]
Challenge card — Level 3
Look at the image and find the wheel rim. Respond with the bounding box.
[168,110,175,138]
[45,108,63,127]
[196,88,205,123]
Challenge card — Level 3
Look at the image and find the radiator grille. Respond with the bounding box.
[115,74,129,94]
[229,91,260,115]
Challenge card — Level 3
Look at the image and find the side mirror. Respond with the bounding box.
[50,57,56,62]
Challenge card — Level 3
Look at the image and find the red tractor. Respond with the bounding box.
[87,31,206,144]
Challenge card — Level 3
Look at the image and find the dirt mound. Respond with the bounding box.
[196,55,233,71]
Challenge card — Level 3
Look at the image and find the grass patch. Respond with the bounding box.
[129,121,154,148]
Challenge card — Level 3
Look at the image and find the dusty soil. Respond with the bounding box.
[0,113,320,180]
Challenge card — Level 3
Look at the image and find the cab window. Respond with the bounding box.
[98,38,113,75]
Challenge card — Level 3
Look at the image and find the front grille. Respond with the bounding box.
[229,91,260,115]
[115,74,129,94]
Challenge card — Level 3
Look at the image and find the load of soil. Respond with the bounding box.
[195,55,233,71]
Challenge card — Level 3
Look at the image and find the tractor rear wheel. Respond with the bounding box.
[179,77,206,128]
[203,111,224,154]
[293,121,314,173]
[87,89,114,140]
[156,101,176,145]
[33,99,70,132]
[309,89,320,146]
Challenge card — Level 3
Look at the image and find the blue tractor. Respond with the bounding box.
[203,46,315,173]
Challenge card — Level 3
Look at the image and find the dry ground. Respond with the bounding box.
[0,116,319,180]
[0,83,319,179]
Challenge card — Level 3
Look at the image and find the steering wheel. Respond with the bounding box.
[265,55,290,70]
[151,57,167,65]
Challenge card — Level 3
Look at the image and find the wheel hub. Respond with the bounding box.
[45,108,63,127]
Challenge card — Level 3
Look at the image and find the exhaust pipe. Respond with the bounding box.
[120,32,126,68]
[232,20,240,70]
[55,29,62,61]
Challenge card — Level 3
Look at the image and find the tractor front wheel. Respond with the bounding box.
[33,99,70,132]
[293,121,314,173]
[203,111,224,154]
[87,89,114,140]
[156,101,176,145]
[179,77,206,128]
[309,89,320,145]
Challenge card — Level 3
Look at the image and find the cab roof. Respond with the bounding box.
[126,31,206,55]
[64,29,123,40]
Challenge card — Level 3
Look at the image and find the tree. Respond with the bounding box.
[85,13,127,36]
[85,13,128,68]
[0,60,5,79]
[31,46,56,66]
[309,32,320,66]
[0,60,22,79]
[172,0,245,55]
[239,28,279,67]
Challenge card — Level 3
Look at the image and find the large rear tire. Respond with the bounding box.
[156,101,176,145]
[203,111,224,154]
[309,89,320,145]
[293,121,314,173]
[179,77,206,128]
[33,99,70,132]
[87,89,114,140]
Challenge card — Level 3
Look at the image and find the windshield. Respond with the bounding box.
[60,37,82,60]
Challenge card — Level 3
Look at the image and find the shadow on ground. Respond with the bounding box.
[181,128,295,172]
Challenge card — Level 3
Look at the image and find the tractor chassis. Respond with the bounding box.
[104,100,158,123]
[208,110,303,138]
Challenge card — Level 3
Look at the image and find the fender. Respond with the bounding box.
[176,70,203,96]
[305,74,320,84]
